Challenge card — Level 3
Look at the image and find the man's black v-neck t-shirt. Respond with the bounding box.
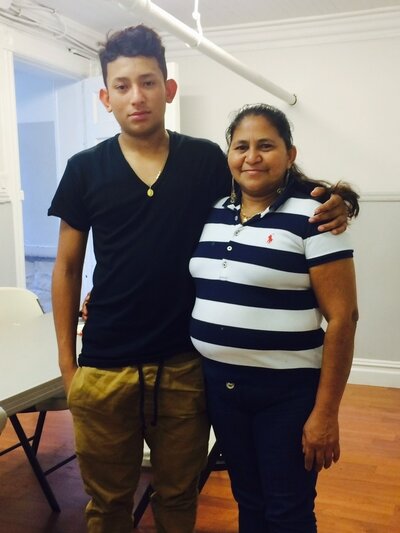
[48,131,230,367]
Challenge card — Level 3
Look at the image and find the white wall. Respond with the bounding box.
[0,200,16,285]
[348,196,400,386]
[162,9,400,385]
[165,13,400,195]
[0,45,23,286]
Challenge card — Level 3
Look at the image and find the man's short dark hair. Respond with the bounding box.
[99,25,167,85]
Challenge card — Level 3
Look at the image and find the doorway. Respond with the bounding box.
[13,59,80,311]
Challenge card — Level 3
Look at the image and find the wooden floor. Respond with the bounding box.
[0,384,399,533]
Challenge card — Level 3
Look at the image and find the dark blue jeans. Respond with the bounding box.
[203,358,320,533]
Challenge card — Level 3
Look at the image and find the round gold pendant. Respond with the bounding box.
[147,188,154,197]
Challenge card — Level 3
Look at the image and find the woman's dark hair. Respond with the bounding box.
[226,103,359,218]
[98,25,168,85]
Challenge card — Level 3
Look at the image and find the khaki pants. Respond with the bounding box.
[68,352,209,533]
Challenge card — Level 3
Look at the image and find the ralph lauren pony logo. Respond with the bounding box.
[266,234,274,244]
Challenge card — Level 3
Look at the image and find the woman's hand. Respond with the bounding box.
[302,408,341,472]
[80,291,91,321]
[309,188,348,234]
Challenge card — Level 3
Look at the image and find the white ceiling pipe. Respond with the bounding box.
[113,0,297,105]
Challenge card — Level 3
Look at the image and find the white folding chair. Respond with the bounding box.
[0,286,44,321]
[0,287,75,512]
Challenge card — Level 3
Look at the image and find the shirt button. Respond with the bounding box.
[234,230,239,236]
[227,246,232,251]
[235,216,238,221]
[226,382,235,390]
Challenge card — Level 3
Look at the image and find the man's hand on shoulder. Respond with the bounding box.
[309,183,360,235]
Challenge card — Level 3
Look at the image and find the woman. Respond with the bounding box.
[189,104,359,532]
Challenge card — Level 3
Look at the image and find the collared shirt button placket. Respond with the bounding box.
[219,258,228,280]
[220,225,241,279]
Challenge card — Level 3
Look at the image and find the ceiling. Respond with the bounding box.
[22,0,400,35]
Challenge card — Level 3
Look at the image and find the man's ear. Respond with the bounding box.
[165,79,178,104]
[99,88,112,113]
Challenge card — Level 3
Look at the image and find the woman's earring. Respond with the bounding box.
[277,167,291,194]
[230,175,237,203]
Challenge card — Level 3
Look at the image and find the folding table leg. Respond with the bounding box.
[133,484,153,528]
[9,414,61,512]
[31,411,47,455]
[198,441,224,492]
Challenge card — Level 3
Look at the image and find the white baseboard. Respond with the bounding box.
[349,358,400,388]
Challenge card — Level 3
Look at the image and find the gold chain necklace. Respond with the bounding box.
[146,170,162,197]
[240,207,261,223]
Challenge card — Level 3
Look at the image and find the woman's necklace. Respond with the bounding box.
[240,207,261,224]
[146,170,162,197]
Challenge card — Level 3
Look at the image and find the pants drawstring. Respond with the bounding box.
[151,360,164,426]
[137,360,165,430]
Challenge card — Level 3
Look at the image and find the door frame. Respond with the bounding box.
[0,22,93,286]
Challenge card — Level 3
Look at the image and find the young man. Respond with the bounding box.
[49,25,352,533]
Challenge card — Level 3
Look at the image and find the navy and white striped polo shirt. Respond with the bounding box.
[189,184,353,369]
